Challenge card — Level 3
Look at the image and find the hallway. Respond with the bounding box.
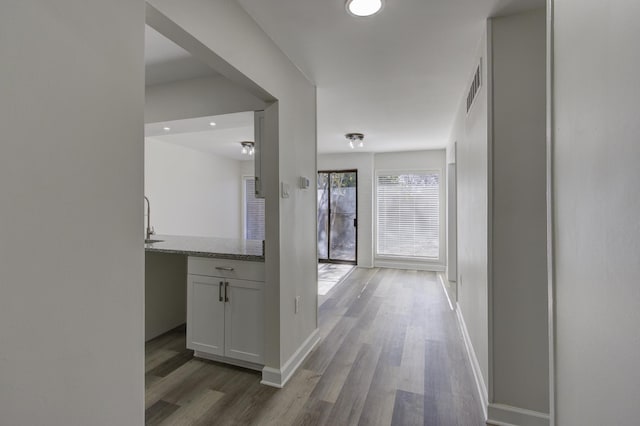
[317,263,354,296]
[145,268,484,425]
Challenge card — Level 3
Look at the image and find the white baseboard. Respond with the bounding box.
[261,367,284,388]
[437,273,454,311]
[374,259,445,271]
[487,404,550,426]
[193,351,262,371]
[146,320,185,342]
[455,302,488,421]
[455,304,550,426]
[261,328,320,388]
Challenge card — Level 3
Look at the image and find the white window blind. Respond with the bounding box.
[376,172,440,259]
[244,177,265,240]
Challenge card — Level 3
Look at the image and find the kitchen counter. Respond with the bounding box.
[145,235,264,262]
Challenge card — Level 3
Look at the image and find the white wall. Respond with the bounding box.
[490,8,549,417]
[448,31,490,402]
[145,74,265,124]
[148,0,317,380]
[553,1,640,424]
[449,11,549,423]
[145,138,242,238]
[240,159,255,177]
[145,253,186,340]
[318,153,374,267]
[0,1,144,425]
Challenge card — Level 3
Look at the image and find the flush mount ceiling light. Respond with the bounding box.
[345,132,365,149]
[240,141,255,156]
[346,0,384,17]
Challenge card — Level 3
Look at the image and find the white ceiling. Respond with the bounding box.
[236,0,544,153]
[145,112,254,161]
[144,32,254,161]
[145,25,217,86]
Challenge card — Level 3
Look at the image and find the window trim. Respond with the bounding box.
[241,175,251,239]
[374,168,444,267]
[241,175,264,241]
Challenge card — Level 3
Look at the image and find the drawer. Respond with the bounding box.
[188,257,265,282]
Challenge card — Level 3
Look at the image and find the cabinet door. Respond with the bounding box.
[186,274,225,356]
[224,279,264,364]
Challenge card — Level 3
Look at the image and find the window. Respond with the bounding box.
[376,171,440,259]
[243,177,265,240]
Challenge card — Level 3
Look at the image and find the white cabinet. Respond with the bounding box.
[223,279,263,363]
[187,275,225,356]
[186,257,264,368]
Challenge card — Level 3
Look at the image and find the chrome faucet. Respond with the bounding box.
[144,196,155,240]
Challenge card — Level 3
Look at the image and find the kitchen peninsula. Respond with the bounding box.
[145,235,265,370]
[145,234,264,261]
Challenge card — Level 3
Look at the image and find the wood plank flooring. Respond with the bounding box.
[317,263,354,296]
[145,268,484,426]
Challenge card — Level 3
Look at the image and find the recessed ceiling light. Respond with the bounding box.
[163,126,170,131]
[346,0,384,17]
[209,122,216,127]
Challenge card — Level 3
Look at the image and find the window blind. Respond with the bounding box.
[244,177,265,240]
[376,172,439,259]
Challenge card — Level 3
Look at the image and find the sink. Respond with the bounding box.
[145,239,164,244]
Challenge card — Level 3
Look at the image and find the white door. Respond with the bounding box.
[186,274,225,356]
[224,279,264,364]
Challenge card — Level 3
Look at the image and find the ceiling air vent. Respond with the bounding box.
[466,61,482,113]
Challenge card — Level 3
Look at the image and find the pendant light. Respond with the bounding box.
[346,133,365,149]
[240,141,255,156]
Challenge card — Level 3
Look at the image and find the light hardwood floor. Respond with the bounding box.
[317,263,354,296]
[145,268,484,425]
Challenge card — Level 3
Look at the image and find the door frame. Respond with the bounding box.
[317,169,358,265]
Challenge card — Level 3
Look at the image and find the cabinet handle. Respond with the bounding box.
[215,266,234,272]
[224,281,229,302]
[219,282,223,302]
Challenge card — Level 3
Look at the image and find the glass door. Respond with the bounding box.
[317,170,357,264]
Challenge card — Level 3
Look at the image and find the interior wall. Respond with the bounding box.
[317,153,374,268]
[145,252,187,341]
[490,8,548,415]
[0,1,144,425]
[240,159,255,176]
[318,150,446,270]
[374,150,447,270]
[148,0,317,374]
[145,138,242,239]
[554,0,640,424]
[145,74,265,124]
[448,31,490,397]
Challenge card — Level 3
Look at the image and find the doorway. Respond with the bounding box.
[317,170,357,264]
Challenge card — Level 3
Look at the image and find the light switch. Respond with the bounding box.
[299,176,310,189]
[281,182,290,198]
